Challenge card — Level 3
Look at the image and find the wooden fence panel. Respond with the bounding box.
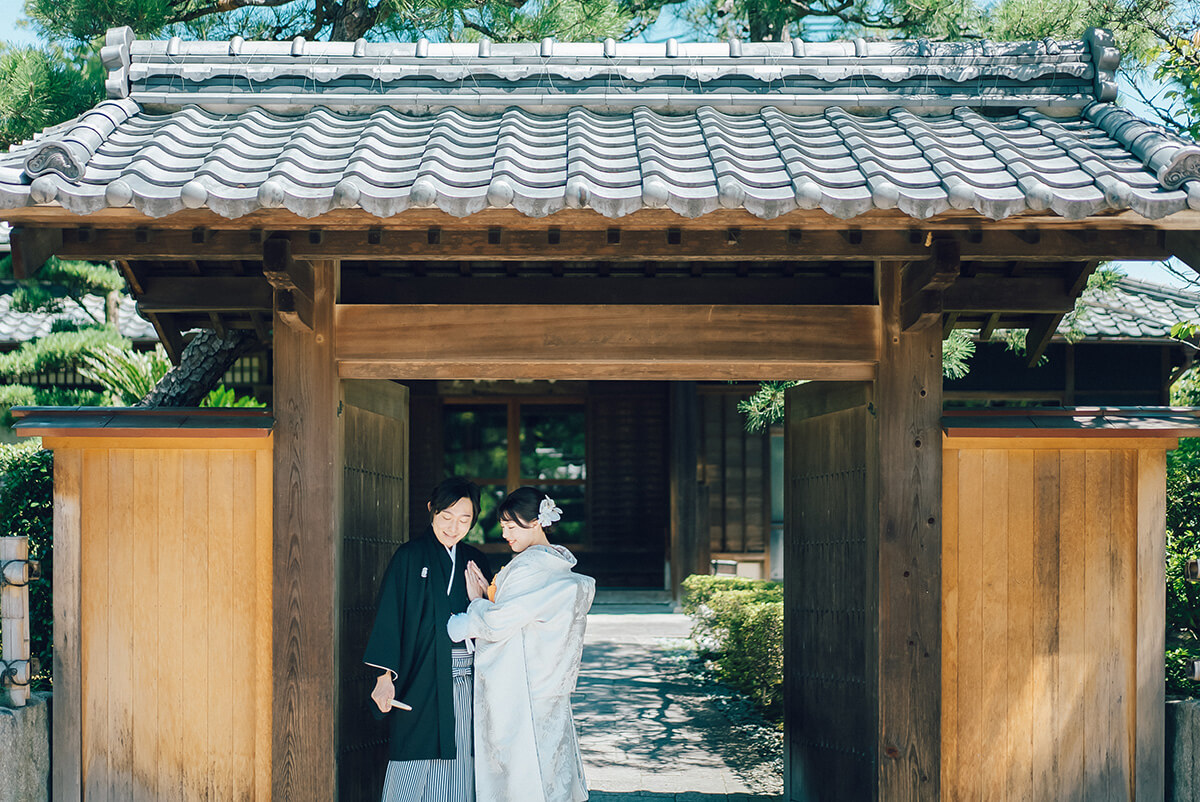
[941,442,1157,802]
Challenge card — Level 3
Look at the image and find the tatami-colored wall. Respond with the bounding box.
[942,437,1167,802]
[49,436,273,802]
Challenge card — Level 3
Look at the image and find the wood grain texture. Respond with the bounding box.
[334,304,880,380]
[876,261,942,802]
[940,438,1165,802]
[784,384,874,801]
[1135,449,1166,802]
[940,448,959,800]
[339,379,409,801]
[82,449,110,802]
[272,259,340,801]
[52,448,83,802]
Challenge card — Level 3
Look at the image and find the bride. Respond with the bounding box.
[447,487,595,802]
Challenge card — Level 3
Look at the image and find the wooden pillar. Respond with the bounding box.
[876,261,942,800]
[52,449,82,802]
[272,259,340,800]
[670,381,701,598]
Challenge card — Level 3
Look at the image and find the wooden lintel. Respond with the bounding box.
[9,226,62,279]
[137,276,273,314]
[338,275,874,306]
[334,303,880,380]
[276,289,313,333]
[1025,314,1064,366]
[45,224,1181,264]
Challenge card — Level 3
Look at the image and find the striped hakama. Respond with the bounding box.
[381,649,475,802]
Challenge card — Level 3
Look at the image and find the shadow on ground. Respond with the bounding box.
[576,631,782,798]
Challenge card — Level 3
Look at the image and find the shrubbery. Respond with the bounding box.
[681,574,783,721]
[0,442,53,693]
[1167,437,1200,697]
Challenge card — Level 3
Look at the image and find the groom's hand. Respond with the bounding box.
[465,561,487,601]
[372,672,395,713]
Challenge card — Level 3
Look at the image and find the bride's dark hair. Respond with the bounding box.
[497,487,554,533]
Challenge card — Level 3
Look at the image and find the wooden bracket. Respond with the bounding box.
[900,239,960,332]
[9,227,62,279]
[264,237,315,332]
[275,289,313,333]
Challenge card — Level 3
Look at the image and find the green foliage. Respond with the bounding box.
[0,42,102,150]
[0,442,54,693]
[0,325,128,380]
[681,574,783,719]
[1167,437,1200,697]
[941,329,976,380]
[201,384,266,408]
[77,343,171,405]
[25,0,627,45]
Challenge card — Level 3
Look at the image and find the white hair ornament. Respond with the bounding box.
[538,496,563,527]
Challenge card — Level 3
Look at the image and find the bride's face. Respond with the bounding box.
[500,516,544,553]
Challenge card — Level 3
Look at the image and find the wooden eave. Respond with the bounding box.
[10,406,274,439]
[942,408,1200,439]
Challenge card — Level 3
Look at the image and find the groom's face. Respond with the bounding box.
[431,497,475,548]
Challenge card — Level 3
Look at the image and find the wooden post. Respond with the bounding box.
[670,381,701,598]
[876,261,942,801]
[272,258,340,800]
[52,449,82,802]
[0,537,33,707]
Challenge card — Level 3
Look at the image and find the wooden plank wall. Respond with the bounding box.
[784,392,873,801]
[74,442,272,801]
[585,381,670,588]
[338,381,410,802]
[698,387,771,558]
[942,442,1165,801]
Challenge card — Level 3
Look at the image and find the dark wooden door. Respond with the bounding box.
[338,379,410,802]
[784,382,877,801]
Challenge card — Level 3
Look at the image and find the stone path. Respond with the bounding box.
[575,602,782,802]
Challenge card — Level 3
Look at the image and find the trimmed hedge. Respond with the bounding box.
[681,574,783,720]
[0,443,53,693]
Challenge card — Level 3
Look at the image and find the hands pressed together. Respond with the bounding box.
[465,560,489,601]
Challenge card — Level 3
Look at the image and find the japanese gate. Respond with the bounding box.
[7,24,1200,801]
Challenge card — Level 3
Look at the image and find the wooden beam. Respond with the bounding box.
[275,290,313,334]
[900,239,960,330]
[942,278,1076,315]
[136,277,273,314]
[1024,314,1064,366]
[334,304,881,380]
[45,222,1183,264]
[272,259,338,802]
[876,260,942,800]
[338,275,874,306]
[9,226,62,279]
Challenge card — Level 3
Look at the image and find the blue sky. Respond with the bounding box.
[0,2,1191,289]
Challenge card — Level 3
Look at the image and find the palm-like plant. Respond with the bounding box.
[77,344,172,405]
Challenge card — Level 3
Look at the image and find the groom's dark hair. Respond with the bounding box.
[429,477,482,525]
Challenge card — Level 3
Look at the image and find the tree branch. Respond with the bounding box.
[173,0,299,25]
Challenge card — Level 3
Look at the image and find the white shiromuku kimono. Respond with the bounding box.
[449,544,595,802]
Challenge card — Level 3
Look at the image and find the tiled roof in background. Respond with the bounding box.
[0,288,157,345]
[1,27,1198,223]
[1065,276,1200,341]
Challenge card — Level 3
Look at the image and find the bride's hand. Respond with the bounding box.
[465,561,488,601]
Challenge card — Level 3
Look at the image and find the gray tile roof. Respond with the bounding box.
[0,288,157,345]
[1,26,1197,222]
[1066,276,1200,341]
